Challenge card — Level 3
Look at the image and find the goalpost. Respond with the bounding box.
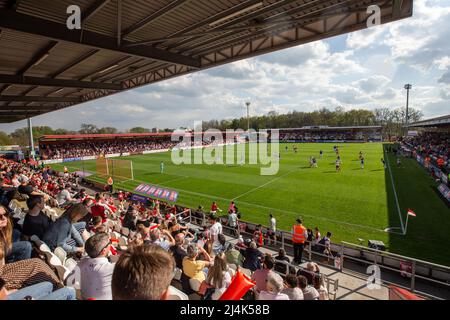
[96,158,134,183]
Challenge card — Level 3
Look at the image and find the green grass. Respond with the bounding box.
[51,143,450,266]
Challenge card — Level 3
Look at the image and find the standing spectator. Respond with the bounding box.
[112,245,175,300]
[227,210,239,237]
[257,272,289,300]
[291,218,307,264]
[281,274,304,300]
[208,214,223,254]
[78,232,115,300]
[253,225,264,247]
[267,214,277,245]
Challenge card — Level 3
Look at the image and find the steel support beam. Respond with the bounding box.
[0,105,57,111]
[83,0,112,24]
[0,74,122,90]
[0,96,81,102]
[122,0,189,38]
[0,9,200,68]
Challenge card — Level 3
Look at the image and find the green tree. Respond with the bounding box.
[97,127,118,134]
[0,131,12,145]
[129,127,150,133]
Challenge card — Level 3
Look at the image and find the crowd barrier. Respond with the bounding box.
[186,213,450,300]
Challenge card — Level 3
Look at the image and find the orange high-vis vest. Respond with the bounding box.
[292,225,306,244]
[107,177,114,185]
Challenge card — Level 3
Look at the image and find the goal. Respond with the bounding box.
[96,158,134,183]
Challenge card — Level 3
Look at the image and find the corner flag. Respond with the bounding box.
[404,209,416,235]
[407,209,416,217]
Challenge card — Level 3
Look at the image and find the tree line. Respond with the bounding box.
[0,107,422,146]
[202,107,423,138]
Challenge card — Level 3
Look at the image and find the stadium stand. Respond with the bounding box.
[2,154,450,300]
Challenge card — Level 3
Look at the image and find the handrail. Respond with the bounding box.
[341,241,450,271]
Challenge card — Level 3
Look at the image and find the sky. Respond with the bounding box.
[2,0,450,133]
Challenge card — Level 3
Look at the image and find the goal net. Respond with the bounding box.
[96,158,134,183]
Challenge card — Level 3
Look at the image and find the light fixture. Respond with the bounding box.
[98,64,119,74]
[209,2,263,26]
[33,53,50,66]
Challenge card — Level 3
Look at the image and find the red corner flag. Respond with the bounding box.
[407,209,416,217]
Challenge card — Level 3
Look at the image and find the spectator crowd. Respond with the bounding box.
[404,132,450,174]
[40,139,179,160]
[0,156,334,301]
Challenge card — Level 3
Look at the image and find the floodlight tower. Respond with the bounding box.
[404,84,412,133]
[245,101,251,131]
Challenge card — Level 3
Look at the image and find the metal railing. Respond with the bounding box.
[185,212,450,300]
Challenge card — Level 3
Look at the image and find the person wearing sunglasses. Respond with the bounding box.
[77,232,115,300]
[1,205,61,292]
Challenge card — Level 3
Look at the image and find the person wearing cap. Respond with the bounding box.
[291,218,307,264]
[78,232,115,300]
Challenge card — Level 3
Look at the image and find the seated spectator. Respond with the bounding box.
[3,280,76,300]
[88,216,104,235]
[170,233,187,270]
[252,254,274,293]
[281,274,304,300]
[112,245,174,300]
[22,195,53,240]
[148,228,175,251]
[298,275,319,300]
[78,232,115,300]
[242,241,264,272]
[1,208,61,290]
[122,207,138,231]
[224,243,244,267]
[0,206,31,264]
[297,262,319,285]
[43,203,89,254]
[214,233,228,255]
[257,271,289,300]
[274,248,290,275]
[205,252,232,300]
[182,244,212,284]
[313,273,329,300]
[56,184,74,207]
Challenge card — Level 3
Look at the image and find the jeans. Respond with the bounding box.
[7,282,76,300]
[12,229,21,242]
[6,240,32,263]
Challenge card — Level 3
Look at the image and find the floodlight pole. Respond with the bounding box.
[404,84,412,136]
[245,101,251,131]
[27,117,35,159]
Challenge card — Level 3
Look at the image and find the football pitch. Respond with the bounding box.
[52,143,450,266]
